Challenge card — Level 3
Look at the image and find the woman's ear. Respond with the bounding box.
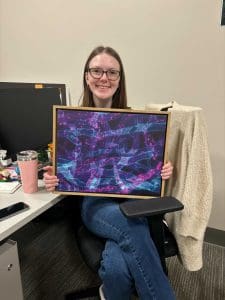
[85,72,89,85]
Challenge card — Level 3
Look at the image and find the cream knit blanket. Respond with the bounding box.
[145,101,213,271]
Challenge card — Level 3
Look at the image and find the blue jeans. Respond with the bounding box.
[81,196,175,300]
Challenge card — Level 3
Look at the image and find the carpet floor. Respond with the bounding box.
[10,204,224,300]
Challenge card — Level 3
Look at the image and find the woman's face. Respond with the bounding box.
[85,53,120,102]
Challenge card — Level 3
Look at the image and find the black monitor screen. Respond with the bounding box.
[0,87,63,160]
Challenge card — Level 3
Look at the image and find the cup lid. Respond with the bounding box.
[17,150,37,161]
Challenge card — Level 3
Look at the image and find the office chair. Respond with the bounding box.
[65,196,183,300]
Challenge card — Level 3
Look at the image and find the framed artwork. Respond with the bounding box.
[53,106,170,199]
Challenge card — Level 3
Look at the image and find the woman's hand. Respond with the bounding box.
[43,166,59,192]
[161,161,173,180]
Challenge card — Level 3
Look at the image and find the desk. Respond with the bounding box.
[0,180,64,242]
[0,180,64,300]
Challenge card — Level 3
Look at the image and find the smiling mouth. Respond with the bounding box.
[96,85,110,89]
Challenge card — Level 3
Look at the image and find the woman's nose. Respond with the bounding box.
[100,72,108,80]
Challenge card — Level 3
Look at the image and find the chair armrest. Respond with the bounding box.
[119,196,184,218]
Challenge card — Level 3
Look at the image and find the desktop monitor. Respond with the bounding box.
[0,87,63,161]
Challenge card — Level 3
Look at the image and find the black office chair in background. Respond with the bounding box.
[65,196,184,300]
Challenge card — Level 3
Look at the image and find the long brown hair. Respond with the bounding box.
[81,46,127,109]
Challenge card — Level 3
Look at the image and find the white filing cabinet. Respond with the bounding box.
[0,240,23,300]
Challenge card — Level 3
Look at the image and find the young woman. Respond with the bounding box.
[43,46,174,300]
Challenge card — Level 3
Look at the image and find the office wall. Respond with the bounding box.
[0,0,224,230]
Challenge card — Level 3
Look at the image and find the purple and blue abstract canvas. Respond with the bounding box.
[54,108,169,197]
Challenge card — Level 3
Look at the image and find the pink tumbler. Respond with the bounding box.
[17,150,38,193]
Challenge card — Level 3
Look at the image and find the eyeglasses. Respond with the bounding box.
[88,68,120,81]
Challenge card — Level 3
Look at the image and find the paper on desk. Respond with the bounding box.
[0,181,21,193]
